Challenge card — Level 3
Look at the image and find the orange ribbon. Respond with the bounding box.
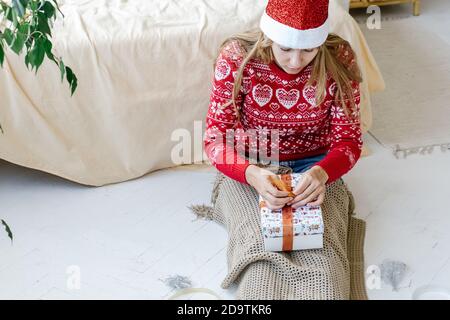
[281,174,294,251]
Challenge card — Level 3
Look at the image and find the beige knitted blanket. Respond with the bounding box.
[190,164,368,300]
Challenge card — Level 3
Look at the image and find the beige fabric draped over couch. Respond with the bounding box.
[0,0,384,186]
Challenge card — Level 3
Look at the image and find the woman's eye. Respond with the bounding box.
[303,49,314,53]
[280,48,291,52]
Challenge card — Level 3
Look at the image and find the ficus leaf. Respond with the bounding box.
[2,5,14,22]
[37,12,51,37]
[11,24,29,54]
[25,50,31,69]
[30,0,38,10]
[59,59,65,82]
[42,1,55,19]
[4,29,14,46]
[0,44,4,67]
[43,38,56,63]
[71,78,78,95]
[50,0,63,18]
[1,219,13,243]
[11,32,26,54]
[30,37,45,72]
[65,66,78,95]
[42,37,51,54]
[18,22,30,34]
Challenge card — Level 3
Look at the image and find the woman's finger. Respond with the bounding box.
[289,181,318,205]
[266,203,285,210]
[292,186,324,209]
[264,175,291,198]
[263,191,290,207]
[292,174,313,196]
[307,192,325,206]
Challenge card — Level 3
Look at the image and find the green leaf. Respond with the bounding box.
[24,51,31,69]
[50,0,64,18]
[43,37,55,63]
[66,65,73,81]
[42,1,55,19]
[29,37,45,72]
[0,44,4,67]
[25,37,33,50]
[66,66,78,95]
[3,5,14,22]
[59,59,65,82]
[4,29,14,46]
[71,78,78,95]
[37,12,51,37]
[30,0,38,10]
[11,31,26,54]
[18,22,30,34]
[1,219,13,243]
[1,4,9,20]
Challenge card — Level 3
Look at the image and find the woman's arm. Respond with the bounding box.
[204,43,251,184]
[314,79,363,184]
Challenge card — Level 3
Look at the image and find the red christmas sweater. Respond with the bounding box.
[204,40,362,185]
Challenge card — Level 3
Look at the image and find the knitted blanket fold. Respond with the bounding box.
[190,164,368,300]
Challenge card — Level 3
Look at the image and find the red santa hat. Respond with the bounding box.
[260,0,330,49]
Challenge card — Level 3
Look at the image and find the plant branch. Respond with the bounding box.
[0,0,77,94]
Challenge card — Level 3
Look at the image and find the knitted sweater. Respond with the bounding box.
[204,40,362,185]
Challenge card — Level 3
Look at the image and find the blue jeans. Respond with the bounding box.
[270,153,327,174]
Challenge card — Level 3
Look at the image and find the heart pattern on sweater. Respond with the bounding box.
[270,103,280,111]
[276,88,299,110]
[297,102,309,111]
[252,84,273,107]
[303,85,317,106]
[215,59,231,81]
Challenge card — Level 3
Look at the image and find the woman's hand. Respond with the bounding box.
[287,165,329,208]
[245,165,293,210]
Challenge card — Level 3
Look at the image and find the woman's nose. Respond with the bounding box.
[289,52,302,68]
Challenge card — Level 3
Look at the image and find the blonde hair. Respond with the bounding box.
[213,28,363,124]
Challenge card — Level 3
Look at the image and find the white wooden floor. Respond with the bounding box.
[1,131,450,300]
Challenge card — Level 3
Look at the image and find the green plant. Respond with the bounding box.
[1,219,13,243]
[0,0,77,95]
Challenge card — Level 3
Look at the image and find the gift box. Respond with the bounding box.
[259,173,324,252]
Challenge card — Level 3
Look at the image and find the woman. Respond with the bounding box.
[204,0,362,211]
[199,0,368,300]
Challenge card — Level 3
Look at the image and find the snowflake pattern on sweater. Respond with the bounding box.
[204,40,363,185]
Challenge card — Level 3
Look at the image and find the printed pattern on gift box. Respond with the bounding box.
[260,195,324,238]
[259,173,324,240]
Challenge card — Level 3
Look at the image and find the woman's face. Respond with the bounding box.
[271,42,319,74]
